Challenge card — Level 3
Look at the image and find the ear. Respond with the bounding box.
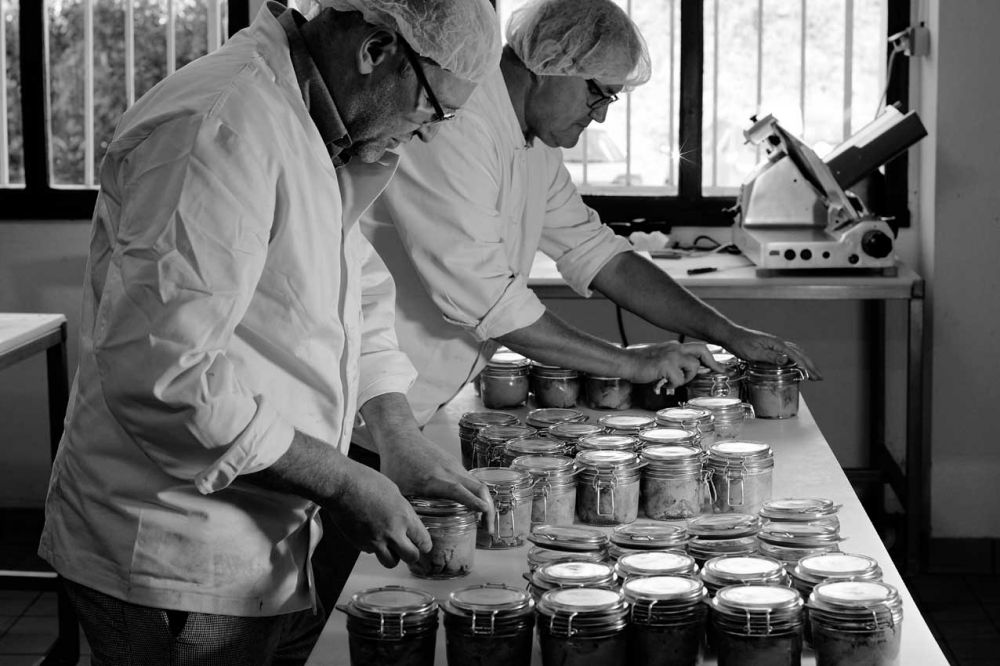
[357,29,399,76]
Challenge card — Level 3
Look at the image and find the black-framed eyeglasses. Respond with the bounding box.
[399,37,456,125]
[586,79,619,112]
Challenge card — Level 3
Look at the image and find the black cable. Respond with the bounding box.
[615,305,629,348]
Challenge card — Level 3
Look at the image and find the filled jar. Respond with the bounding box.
[700,554,788,596]
[503,438,569,466]
[529,560,617,603]
[547,422,605,458]
[756,521,843,568]
[684,396,755,440]
[655,406,717,450]
[527,524,610,572]
[584,374,633,410]
[459,411,519,470]
[686,360,747,402]
[443,584,535,666]
[575,450,645,526]
[577,433,640,454]
[790,552,883,599]
[406,498,477,579]
[531,362,582,408]
[746,360,806,419]
[598,414,656,436]
[638,427,702,450]
[526,407,588,430]
[707,441,774,515]
[536,587,630,666]
[760,497,842,530]
[622,575,707,666]
[510,454,579,526]
[808,580,903,666]
[710,584,804,666]
[480,352,531,409]
[470,467,534,549]
[609,522,690,560]
[472,424,537,469]
[343,585,439,666]
[686,513,762,567]
[640,444,708,520]
[615,550,699,580]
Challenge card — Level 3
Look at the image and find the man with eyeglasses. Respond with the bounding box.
[38,0,499,663]
[358,0,820,441]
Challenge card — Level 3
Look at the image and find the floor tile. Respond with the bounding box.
[24,593,56,617]
[928,604,992,624]
[949,634,1000,661]
[0,657,43,666]
[0,614,17,634]
[0,594,38,616]
[0,614,58,654]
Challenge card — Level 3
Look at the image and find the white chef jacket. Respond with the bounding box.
[360,69,632,426]
[38,4,415,616]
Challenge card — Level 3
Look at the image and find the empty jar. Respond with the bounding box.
[584,375,633,410]
[622,575,707,666]
[686,513,763,566]
[808,580,903,666]
[472,424,536,469]
[746,361,806,419]
[442,584,535,666]
[575,450,645,526]
[656,407,717,450]
[459,411,519,470]
[536,587,630,666]
[547,422,605,458]
[510,454,579,525]
[406,498,477,579]
[470,467,533,549]
[700,554,788,596]
[685,396,755,440]
[343,585,439,666]
[609,522,690,560]
[480,352,531,409]
[759,497,842,530]
[598,414,655,436]
[707,441,774,515]
[710,584,804,666]
[641,444,708,520]
[531,362,582,408]
[527,524,610,571]
[503,438,569,466]
[686,352,747,400]
[756,521,843,567]
[526,407,588,430]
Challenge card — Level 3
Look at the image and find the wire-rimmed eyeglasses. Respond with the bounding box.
[399,37,456,125]
[586,79,619,112]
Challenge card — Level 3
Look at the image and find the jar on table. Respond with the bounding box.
[608,522,690,561]
[584,374,633,410]
[442,584,535,666]
[547,422,605,458]
[808,580,903,666]
[406,498,477,580]
[640,444,708,520]
[706,440,774,515]
[756,521,843,568]
[686,352,747,400]
[536,587,630,666]
[510,454,579,526]
[638,427,702,450]
[626,343,682,411]
[472,424,537,469]
[529,560,617,603]
[598,414,655,436]
[711,585,804,666]
[470,467,533,549]
[459,411,520,470]
[527,524,610,572]
[615,550,699,581]
[686,513,762,567]
[655,407,716,450]
[746,360,807,419]
[684,396,755,440]
[622,576,707,666]
[700,554,788,596]
[577,433,640,455]
[760,497,842,531]
[343,585,439,666]
[503,438,569,466]
[790,552,883,646]
[530,362,582,408]
[525,407,588,430]
[480,353,531,409]
[575,450,645,526]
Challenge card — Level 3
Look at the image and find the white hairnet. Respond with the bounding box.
[313,0,501,84]
[506,0,651,91]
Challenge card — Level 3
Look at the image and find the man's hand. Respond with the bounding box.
[722,326,822,379]
[623,340,723,387]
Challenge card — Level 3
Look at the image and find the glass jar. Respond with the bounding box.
[710,585,804,666]
[577,433,640,454]
[598,414,655,436]
[529,560,617,603]
[615,550,699,580]
[406,498,477,579]
[790,552,883,599]
[525,407,588,430]
[472,424,537,469]
[510,455,579,526]
[756,522,843,568]
[640,444,708,520]
[584,375,633,410]
[343,585,439,666]
[575,450,645,526]
[626,343,682,411]
[470,467,534,549]
[610,521,690,555]
[459,411,519,470]
[808,580,903,666]
[655,407,717,450]
[536,587,630,666]
[700,554,788,596]
[638,427,702,449]
[442,584,535,666]
[530,362,582,408]
[746,361,806,419]
[686,513,763,566]
[480,353,531,409]
[527,524,610,571]
[760,497,842,531]
[547,422,605,458]
[707,441,774,515]
[684,396,755,440]
[528,545,609,571]
[622,576,707,666]
[686,352,747,400]
[502,438,569,466]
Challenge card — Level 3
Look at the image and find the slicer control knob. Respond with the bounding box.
[861,230,893,258]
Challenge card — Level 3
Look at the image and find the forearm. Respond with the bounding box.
[496,310,631,377]
[359,392,421,455]
[242,429,352,507]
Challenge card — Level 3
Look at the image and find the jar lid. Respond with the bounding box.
[758,521,842,546]
[536,561,615,587]
[448,584,532,614]
[348,585,439,618]
[713,584,802,613]
[810,580,900,608]
[708,440,773,462]
[641,444,704,464]
[703,555,784,579]
[407,497,475,517]
[530,362,580,378]
[577,434,639,452]
[510,455,576,476]
[598,414,655,432]
[548,422,604,440]
[617,551,696,576]
[748,360,804,380]
[526,408,587,428]
[476,424,537,444]
[528,524,609,551]
[576,449,642,470]
[714,352,743,367]
[538,587,624,614]
[611,522,688,548]
[638,427,700,445]
[655,407,714,426]
[504,438,565,457]
[623,576,705,604]
[487,350,530,369]
[459,411,520,429]
[760,497,841,521]
[795,553,882,582]
[686,396,743,411]
[470,467,533,491]
[687,513,762,538]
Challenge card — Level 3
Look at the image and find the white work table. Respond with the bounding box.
[305,386,947,666]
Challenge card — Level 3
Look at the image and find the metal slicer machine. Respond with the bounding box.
[731,106,927,273]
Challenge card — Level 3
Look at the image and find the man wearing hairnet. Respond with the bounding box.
[37,1,499,662]
[361,0,820,431]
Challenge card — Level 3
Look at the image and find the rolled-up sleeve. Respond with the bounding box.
[93,114,294,492]
[378,115,546,342]
[538,151,633,297]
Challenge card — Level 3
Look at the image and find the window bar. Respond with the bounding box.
[669,0,678,188]
[755,0,763,164]
[208,0,222,52]
[800,0,807,136]
[843,0,854,140]
[624,0,632,186]
[710,0,719,187]
[167,0,176,76]
[84,0,95,187]
[125,0,135,107]
[1,0,9,186]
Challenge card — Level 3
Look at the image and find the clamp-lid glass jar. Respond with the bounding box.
[638,427,702,449]
[615,550,699,580]
[790,552,883,598]
[686,513,763,566]
[530,362,582,408]
[459,411,519,470]
[470,467,534,549]
[707,440,774,515]
[343,585,439,666]
[510,455,579,526]
[700,554,788,596]
[598,414,655,435]
[530,561,618,602]
[575,450,645,526]
[480,352,531,409]
[584,374,633,410]
[640,444,708,520]
[685,396,755,440]
[577,433,640,454]
[746,361,806,419]
[527,524,610,571]
[525,407,587,430]
[442,584,535,666]
[626,343,682,411]
[760,497,842,530]
[622,576,707,666]
[536,587,630,666]
[686,352,747,400]
[609,521,690,559]
[757,521,843,567]
[547,422,605,458]
[710,585,804,666]
[406,497,477,580]
[655,407,717,450]
[472,424,536,469]
[808,580,903,666]
[502,438,568,466]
